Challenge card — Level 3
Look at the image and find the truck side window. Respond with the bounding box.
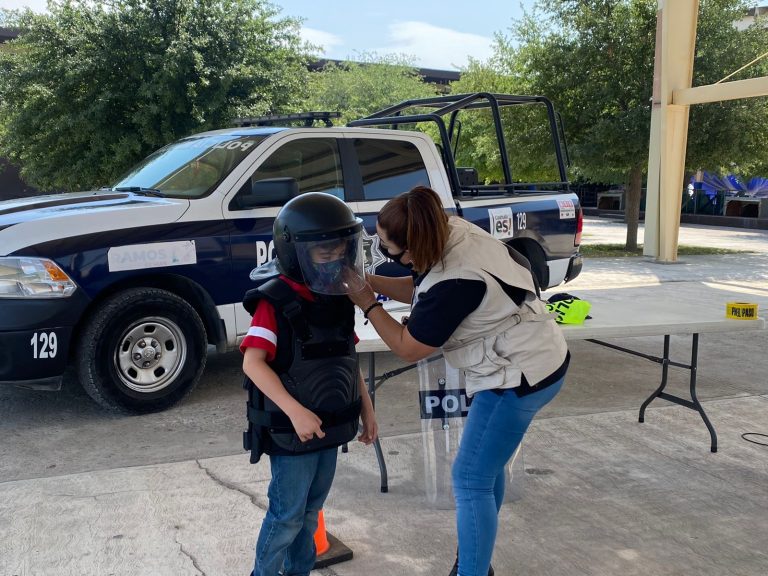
[232,138,344,208]
[354,139,430,200]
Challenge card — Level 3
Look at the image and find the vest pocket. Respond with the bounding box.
[444,337,514,389]
[443,338,485,368]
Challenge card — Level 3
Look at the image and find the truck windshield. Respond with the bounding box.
[112,134,267,199]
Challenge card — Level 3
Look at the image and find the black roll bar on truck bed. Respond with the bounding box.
[347,92,570,197]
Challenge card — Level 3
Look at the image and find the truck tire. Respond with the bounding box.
[76,288,207,413]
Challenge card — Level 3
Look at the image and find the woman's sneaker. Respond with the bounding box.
[448,556,495,576]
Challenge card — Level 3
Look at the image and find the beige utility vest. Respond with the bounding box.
[415,217,568,397]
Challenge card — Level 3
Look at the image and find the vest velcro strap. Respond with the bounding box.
[281,300,312,341]
[247,398,362,433]
[248,406,293,430]
[314,398,362,428]
[259,278,313,341]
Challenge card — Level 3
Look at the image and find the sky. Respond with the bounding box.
[0,0,537,70]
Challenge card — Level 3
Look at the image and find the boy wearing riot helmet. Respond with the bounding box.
[240,192,377,576]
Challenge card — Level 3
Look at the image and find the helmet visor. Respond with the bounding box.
[294,233,366,295]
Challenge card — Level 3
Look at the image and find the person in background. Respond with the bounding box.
[349,186,568,576]
[241,192,377,576]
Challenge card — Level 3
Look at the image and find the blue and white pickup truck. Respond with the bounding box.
[0,93,582,412]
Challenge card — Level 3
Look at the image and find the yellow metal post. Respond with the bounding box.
[644,0,699,262]
[644,8,663,258]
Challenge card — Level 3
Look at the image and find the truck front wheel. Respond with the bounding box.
[76,288,207,413]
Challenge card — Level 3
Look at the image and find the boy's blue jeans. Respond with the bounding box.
[453,377,565,576]
[252,448,338,576]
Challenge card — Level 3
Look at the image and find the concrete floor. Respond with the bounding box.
[1,218,767,576]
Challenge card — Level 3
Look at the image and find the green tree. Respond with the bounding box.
[487,0,768,250]
[686,1,768,183]
[0,0,312,192]
[304,52,438,125]
[448,59,566,186]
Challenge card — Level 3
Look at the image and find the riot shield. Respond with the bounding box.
[418,353,525,509]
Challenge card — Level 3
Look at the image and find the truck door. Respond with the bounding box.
[347,136,438,278]
[222,135,350,340]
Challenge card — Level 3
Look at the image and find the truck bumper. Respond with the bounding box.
[0,290,90,387]
[565,253,583,282]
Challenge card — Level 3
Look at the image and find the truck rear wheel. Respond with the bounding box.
[76,288,207,413]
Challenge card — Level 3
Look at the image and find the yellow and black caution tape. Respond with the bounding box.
[725,302,759,320]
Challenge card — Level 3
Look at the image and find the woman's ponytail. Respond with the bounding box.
[405,186,449,272]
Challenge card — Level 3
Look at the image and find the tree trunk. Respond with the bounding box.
[624,165,644,251]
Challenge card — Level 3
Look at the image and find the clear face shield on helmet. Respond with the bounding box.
[294,233,366,295]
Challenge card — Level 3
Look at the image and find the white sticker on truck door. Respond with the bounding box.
[557,199,576,219]
[108,240,197,272]
[488,207,514,239]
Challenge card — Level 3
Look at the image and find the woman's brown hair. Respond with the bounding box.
[377,186,450,272]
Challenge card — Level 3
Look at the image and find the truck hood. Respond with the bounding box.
[0,191,190,255]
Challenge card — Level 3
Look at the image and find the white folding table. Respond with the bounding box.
[355,297,765,493]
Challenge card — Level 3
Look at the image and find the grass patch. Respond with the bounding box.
[580,244,751,258]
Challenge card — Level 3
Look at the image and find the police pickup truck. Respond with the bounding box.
[0,93,582,413]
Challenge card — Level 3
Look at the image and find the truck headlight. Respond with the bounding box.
[0,257,76,298]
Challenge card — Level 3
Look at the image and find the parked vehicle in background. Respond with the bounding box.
[0,93,582,413]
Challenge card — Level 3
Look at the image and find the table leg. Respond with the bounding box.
[368,352,389,492]
[637,333,717,452]
[589,334,717,452]
[687,335,717,452]
[639,335,671,423]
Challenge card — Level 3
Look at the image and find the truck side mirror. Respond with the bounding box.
[236,177,300,209]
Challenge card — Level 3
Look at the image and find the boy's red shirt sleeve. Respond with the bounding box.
[239,276,358,359]
[239,299,278,362]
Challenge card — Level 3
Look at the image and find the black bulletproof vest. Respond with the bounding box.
[242,277,361,462]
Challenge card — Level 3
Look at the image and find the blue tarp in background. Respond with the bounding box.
[692,171,768,198]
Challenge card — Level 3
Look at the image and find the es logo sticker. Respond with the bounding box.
[489,207,514,239]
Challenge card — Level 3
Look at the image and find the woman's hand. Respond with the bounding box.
[358,404,378,445]
[289,406,325,442]
[347,277,377,310]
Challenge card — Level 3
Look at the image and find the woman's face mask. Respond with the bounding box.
[379,244,412,270]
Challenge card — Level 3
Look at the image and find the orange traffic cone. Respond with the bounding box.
[313,509,353,569]
[314,510,330,555]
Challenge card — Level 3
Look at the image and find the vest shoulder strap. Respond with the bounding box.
[257,278,313,342]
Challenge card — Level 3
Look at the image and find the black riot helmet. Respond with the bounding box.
[273,193,365,295]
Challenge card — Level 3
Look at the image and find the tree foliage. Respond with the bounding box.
[448,59,564,185]
[686,0,768,180]
[0,0,312,191]
[460,0,768,249]
[304,52,438,125]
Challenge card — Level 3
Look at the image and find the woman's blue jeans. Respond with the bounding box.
[452,377,564,576]
[252,448,338,576]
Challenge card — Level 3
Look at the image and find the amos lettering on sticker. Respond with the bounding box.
[108,241,197,272]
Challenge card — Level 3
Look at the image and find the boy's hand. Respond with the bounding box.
[289,407,325,442]
[358,405,378,445]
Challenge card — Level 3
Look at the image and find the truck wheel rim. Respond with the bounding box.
[114,317,187,393]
